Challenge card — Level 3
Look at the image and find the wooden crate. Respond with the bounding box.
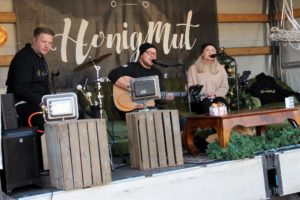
[45,119,111,190]
[126,110,183,170]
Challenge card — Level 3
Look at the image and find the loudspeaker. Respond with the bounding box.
[1,127,41,193]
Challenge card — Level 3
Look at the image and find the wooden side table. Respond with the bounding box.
[184,108,300,155]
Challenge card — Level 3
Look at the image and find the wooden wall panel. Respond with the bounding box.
[0,12,16,67]
[218,14,268,23]
[0,12,16,23]
[275,8,300,21]
[224,46,271,56]
[0,55,13,67]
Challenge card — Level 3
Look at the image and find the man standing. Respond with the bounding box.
[6,26,54,130]
[6,26,54,172]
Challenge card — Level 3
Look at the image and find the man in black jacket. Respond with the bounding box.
[107,43,190,131]
[6,27,54,173]
[6,26,54,130]
[108,43,174,118]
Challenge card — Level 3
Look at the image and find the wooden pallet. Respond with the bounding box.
[126,110,183,170]
[45,119,111,190]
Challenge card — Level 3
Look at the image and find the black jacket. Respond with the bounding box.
[248,73,298,105]
[6,43,50,105]
[108,62,165,90]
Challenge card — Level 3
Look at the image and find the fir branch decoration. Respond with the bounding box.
[206,126,300,160]
[206,132,256,160]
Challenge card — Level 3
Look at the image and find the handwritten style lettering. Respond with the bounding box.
[54,10,199,64]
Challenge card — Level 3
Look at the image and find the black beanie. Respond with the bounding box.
[139,43,157,56]
[200,42,217,53]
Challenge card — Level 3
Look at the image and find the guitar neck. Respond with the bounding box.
[161,91,186,97]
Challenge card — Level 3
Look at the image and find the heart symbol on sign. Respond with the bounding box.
[142,1,149,8]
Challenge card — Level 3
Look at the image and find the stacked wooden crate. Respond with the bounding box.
[126,110,183,170]
[45,119,111,190]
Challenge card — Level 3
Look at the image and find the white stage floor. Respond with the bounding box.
[4,149,300,200]
[5,153,216,199]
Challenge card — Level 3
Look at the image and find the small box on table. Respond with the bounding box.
[126,110,183,170]
[209,103,227,116]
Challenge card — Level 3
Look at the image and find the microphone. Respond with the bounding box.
[152,60,183,68]
[210,52,225,58]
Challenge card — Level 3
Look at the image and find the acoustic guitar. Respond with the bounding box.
[112,85,188,112]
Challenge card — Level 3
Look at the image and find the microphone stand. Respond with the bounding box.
[156,61,192,115]
[51,70,60,94]
[232,58,240,111]
[183,64,192,116]
[89,57,104,119]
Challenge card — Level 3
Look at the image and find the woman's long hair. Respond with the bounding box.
[194,57,221,74]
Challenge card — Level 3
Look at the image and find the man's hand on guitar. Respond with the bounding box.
[115,76,132,91]
[135,104,145,109]
[112,84,186,112]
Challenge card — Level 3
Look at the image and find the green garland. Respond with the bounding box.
[206,125,300,160]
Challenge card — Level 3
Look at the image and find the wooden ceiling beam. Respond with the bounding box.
[275,8,300,21]
[218,14,268,23]
[219,8,300,23]
[0,12,16,23]
[0,55,13,66]
[224,46,271,56]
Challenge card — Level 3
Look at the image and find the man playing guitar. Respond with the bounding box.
[108,43,174,119]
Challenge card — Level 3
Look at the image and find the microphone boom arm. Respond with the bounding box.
[153,60,183,68]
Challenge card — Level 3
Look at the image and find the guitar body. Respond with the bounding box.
[112,79,197,112]
[113,85,155,112]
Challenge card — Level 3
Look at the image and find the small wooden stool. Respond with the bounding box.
[45,119,111,190]
[126,110,183,170]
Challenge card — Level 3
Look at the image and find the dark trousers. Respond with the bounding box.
[16,103,44,129]
[16,103,45,171]
[191,97,228,114]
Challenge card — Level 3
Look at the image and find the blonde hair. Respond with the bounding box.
[194,57,220,74]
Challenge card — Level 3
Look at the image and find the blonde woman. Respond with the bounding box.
[187,43,229,114]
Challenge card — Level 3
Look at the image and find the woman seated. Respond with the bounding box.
[187,43,229,114]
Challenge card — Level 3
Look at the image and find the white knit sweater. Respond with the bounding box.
[187,58,229,97]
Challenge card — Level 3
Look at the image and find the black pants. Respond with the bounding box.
[16,103,44,130]
[191,97,228,114]
[16,103,45,171]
